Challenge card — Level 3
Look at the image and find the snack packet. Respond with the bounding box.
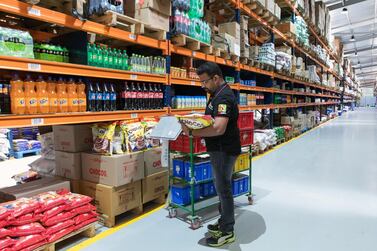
[92,122,116,155]
[121,120,146,152]
[176,114,214,130]
[112,125,124,154]
[142,117,160,148]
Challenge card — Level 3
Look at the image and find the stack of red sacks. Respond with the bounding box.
[282,125,292,137]
[0,191,97,251]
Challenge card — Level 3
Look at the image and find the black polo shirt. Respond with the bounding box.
[204,83,241,155]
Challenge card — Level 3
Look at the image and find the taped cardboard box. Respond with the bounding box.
[81,152,144,187]
[142,171,168,204]
[127,7,170,31]
[219,22,240,40]
[144,147,167,176]
[53,124,92,153]
[0,177,70,202]
[80,180,142,227]
[55,151,82,180]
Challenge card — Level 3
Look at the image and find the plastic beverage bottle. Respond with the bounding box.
[130,82,137,110]
[97,45,104,67]
[122,82,130,110]
[103,46,109,68]
[110,83,117,111]
[142,83,149,110]
[103,83,110,111]
[24,75,37,114]
[96,83,103,111]
[77,79,87,112]
[112,49,118,69]
[36,75,49,114]
[87,43,93,66]
[67,78,79,112]
[10,73,25,115]
[91,44,97,66]
[47,77,58,113]
[122,50,129,70]
[108,48,114,69]
[117,49,123,70]
[87,82,96,112]
[148,83,154,109]
[2,84,10,114]
[57,77,68,113]
[158,84,164,109]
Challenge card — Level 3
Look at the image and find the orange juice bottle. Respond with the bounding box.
[67,78,79,112]
[36,75,49,114]
[24,74,37,114]
[77,78,87,112]
[47,77,58,113]
[10,73,25,115]
[57,77,68,113]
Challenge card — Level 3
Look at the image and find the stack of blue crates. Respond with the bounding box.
[172,157,212,182]
[232,174,249,196]
[200,181,217,198]
[171,184,201,206]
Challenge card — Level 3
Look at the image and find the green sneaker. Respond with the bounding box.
[206,231,235,247]
[207,222,220,234]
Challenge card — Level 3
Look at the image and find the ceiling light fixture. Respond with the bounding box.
[342,8,348,14]
[350,35,355,42]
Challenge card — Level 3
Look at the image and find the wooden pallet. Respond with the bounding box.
[247,0,265,16]
[92,11,167,40]
[36,222,97,251]
[172,34,213,53]
[13,149,41,159]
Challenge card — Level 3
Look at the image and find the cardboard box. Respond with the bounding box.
[132,0,171,16]
[265,0,275,14]
[213,33,240,56]
[55,151,82,180]
[309,0,316,24]
[240,15,249,31]
[133,8,169,31]
[144,147,167,176]
[142,171,168,204]
[281,116,294,125]
[80,180,142,227]
[81,152,144,187]
[276,22,296,35]
[69,179,81,194]
[274,4,281,20]
[0,177,70,202]
[53,124,92,153]
[219,22,240,40]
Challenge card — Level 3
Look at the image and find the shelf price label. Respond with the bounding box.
[129,34,136,40]
[192,51,197,57]
[191,81,196,86]
[131,113,138,119]
[130,75,138,80]
[27,7,41,16]
[31,118,44,126]
[28,63,41,71]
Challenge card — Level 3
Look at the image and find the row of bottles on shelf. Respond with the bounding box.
[172,96,207,109]
[239,93,264,106]
[171,67,199,79]
[34,43,69,63]
[87,43,166,74]
[173,0,204,17]
[10,74,87,115]
[119,82,164,111]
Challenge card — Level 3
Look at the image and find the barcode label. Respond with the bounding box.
[28,7,41,16]
[130,74,138,80]
[31,118,44,126]
[191,81,196,85]
[131,113,138,119]
[129,34,136,40]
[28,63,41,71]
[192,51,197,57]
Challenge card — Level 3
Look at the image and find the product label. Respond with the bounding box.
[31,118,44,126]
[50,98,58,106]
[28,63,41,71]
[29,98,37,106]
[130,75,138,80]
[131,113,138,119]
[158,93,164,99]
[28,7,41,16]
[131,92,137,99]
[110,93,117,101]
[97,93,103,100]
[143,92,148,99]
[88,92,96,101]
[149,92,154,99]
[154,93,159,99]
[39,98,49,106]
[16,98,25,107]
[137,92,143,99]
[129,34,136,40]
[60,98,68,106]
[105,93,111,101]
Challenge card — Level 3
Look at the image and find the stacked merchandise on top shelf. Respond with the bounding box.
[308,65,320,84]
[275,46,292,72]
[0,129,10,160]
[11,127,42,156]
[258,43,276,67]
[213,21,240,57]
[295,16,309,47]
[0,27,34,59]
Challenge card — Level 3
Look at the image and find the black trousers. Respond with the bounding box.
[209,151,238,233]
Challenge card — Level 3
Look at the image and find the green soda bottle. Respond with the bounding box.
[122,50,128,70]
[112,48,118,69]
[97,45,103,67]
[92,44,98,66]
[108,47,114,69]
[117,49,123,70]
[87,43,93,66]
[103,46,109,68]
[63,47,69,63]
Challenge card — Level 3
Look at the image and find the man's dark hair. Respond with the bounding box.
[196,62,223,78]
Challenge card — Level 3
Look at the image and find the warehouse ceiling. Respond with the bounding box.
[326,0,377,89]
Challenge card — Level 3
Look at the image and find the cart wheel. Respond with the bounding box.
[190,218,202,230]
[248,195,254,205]
[168,208,177,218]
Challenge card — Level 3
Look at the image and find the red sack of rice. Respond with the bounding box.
[22,240,47,251]
[0,206,10,221]
[33,191,66,213]
[71,204,96,217]
[0,220,8,229]
[8,222,46,237]
[73,211,98,225]
[75,218,97,231]
[41,211,74,227]
[40,204,68,222]
[47,226,75,243]
[12,234,46,251]
[45,219,75,236]
[9,213,41,226]
[0,228,11,239]
[61,193,92,210]
[1,198,40,218]
[0,237,16,249]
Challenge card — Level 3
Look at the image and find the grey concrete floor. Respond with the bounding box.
[76,108,377,251]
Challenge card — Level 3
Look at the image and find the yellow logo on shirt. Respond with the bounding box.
[218,104,227,114]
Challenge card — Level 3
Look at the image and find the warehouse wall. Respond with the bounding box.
[360,88,376,107]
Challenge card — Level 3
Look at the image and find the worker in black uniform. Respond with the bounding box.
[181,62,241,247]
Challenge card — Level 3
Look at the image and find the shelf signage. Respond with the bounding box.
[31,118,44,126]
[27,7,41,16]
[28,63,41,71]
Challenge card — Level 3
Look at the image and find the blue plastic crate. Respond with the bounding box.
[232,174,249,196]
[201,162,212,181]
[200,181,217,197]
[184,161,212,182]
[232,179,240,196]
[243,176,249,193]
[172,158,185,178]
[172,184,200,205]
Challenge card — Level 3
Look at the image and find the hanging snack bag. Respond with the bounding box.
[112,124,125,154]
[121,120,146,152]
[142,117,160,148]
[92,122,116,155]
[176,114,214,130]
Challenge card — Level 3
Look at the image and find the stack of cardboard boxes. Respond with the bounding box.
[125,0,171,31]
[53,124,168,228]
[213,22,241,57]
[240,15,250,59]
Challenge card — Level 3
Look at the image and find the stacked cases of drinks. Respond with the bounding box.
[10,74,87,115]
